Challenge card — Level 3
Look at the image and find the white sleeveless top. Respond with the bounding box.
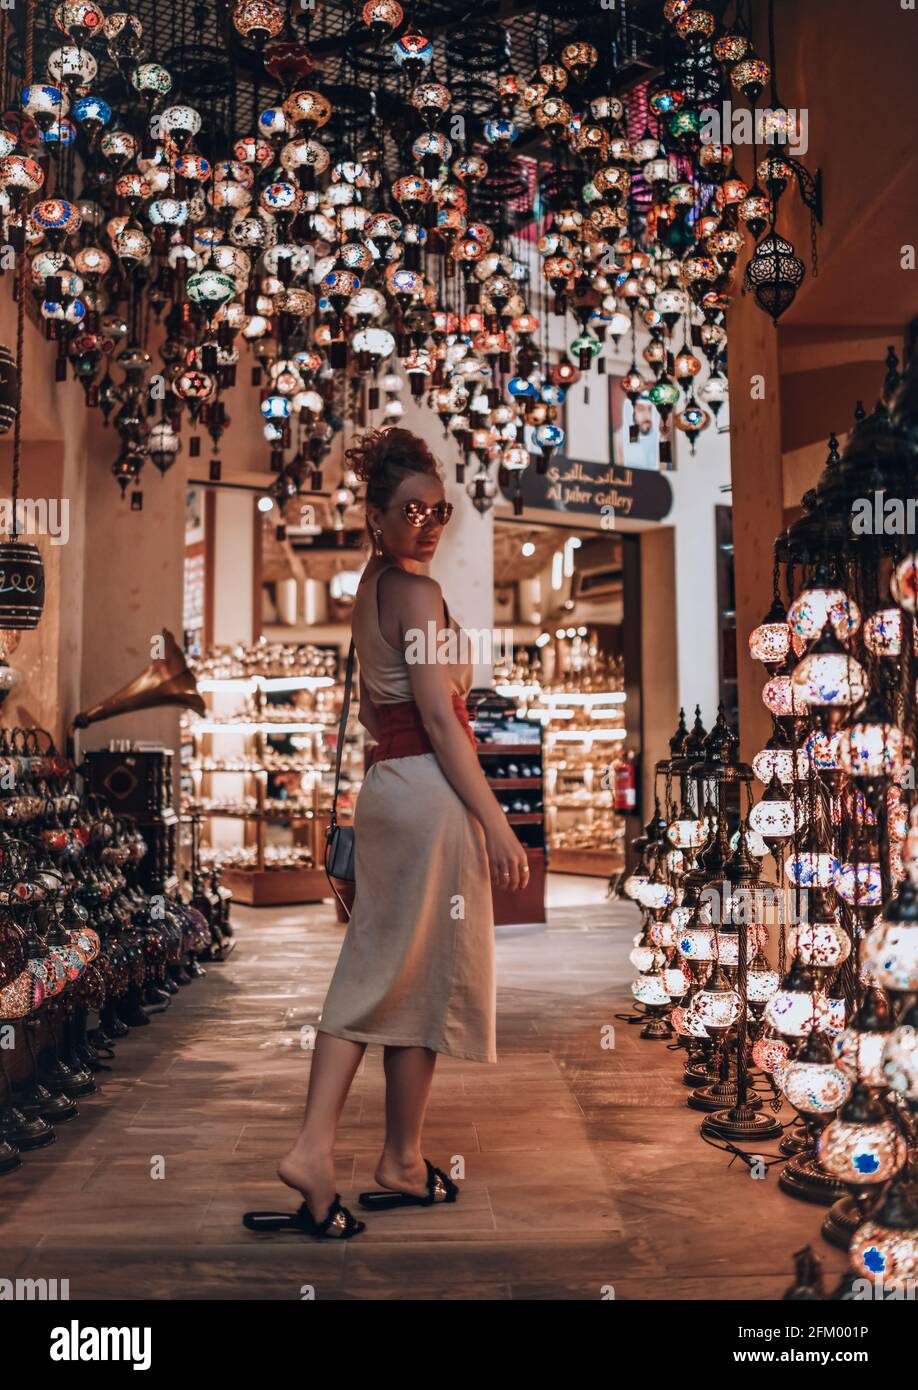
[351,564,472,706]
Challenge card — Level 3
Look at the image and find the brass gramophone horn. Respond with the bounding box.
[70,629,205,733]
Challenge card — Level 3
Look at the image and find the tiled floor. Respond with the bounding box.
[0,876,848,1300]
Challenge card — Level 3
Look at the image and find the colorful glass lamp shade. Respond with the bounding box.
[882,1007,918,1101]
[694,968,740,1029]
[791,624,867,724]
[863,877,918,992]
[749,596,790,664]
[817,1084,907,1185]
[764,959,823,1037]
[850,1176,918,1284]
[782,1058,851,1116]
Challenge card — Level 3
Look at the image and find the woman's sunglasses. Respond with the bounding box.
[398,499,454,528]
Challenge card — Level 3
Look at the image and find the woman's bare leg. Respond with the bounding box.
[374,1045,437,1197]
[278,1030,366,1218]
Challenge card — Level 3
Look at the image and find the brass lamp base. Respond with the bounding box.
[0,1105,56,1150]
[0,1138,20,1174]
[19,1083,78,1124]
[43,1059,96,1099]
[688,1073,758,1113]
[821,1194,862,1251]
[779,1122,809,1156]
[778,1151,850,1206]
[640,1012,673,1039]
[701,1103,783,1141]
[688,1081,738,1112]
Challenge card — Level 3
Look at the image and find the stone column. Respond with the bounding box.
[638,527,678,819]
[727,305,785,766]
[668,423,732,724]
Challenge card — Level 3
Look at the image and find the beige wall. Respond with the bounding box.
[0,289,187,751]
[77,436,186,756]
[639,527,679,818]
[0,293,91,746]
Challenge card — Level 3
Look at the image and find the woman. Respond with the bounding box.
[268,427,529,1239]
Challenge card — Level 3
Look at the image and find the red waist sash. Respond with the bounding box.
[370,695,476,765]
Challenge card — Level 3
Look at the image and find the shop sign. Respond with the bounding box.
[501,456,673,524]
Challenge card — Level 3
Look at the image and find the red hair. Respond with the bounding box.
[346,427,440,510]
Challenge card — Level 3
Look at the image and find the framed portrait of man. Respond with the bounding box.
[608,375,671,470]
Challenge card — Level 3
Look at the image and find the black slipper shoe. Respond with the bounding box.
[358,1159,459,1210]
[242,1194,366,1239]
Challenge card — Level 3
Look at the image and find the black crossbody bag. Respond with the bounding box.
[324,639,356,911]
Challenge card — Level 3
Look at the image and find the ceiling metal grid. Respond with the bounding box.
[13,0,666,169]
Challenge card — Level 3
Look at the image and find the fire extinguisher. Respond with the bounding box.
[613,755,637,813]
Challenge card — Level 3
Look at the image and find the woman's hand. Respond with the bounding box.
[484,819,530,893]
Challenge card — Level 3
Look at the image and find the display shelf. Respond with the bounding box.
[471,696,546,924]
[181,642,362,906]
[475,741,543,756]
[219,865,330,907]
[550,847,620,877]
[188,759,324,774]
[551,795,612,810]
[185,804,323,823]
[485,776,542,790]
[494,643,629,880]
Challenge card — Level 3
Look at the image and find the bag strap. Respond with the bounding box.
[328,638,356,834]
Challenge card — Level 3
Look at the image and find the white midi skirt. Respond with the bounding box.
[318,752,497,1063]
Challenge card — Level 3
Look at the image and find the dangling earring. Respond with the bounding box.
[372,527,384,558]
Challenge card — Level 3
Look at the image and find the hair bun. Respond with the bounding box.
[345,427,397,483]
[345,428,439,495]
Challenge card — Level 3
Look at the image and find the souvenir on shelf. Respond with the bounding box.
[182,641,363,905]
[495,634,629,879]
[470,690,546,926]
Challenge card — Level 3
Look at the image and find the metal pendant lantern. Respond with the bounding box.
[743,231,805,323]
[0,538,45,629]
